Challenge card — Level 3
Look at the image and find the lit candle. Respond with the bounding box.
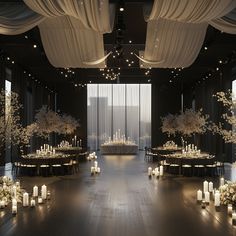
[12,205,17,215]
[41,185,47,200]
[228,204,233,215]
[94,161,98,168]
[197,190,202,201]
[0,200,5,209]
[30,198,36,207]
[159,165,164,176]
[214,190,220,207]
[91,166,95,174]
[154,168,159,178]
[23,192,29,207]
[203,180,208,193]
[97,167,101,173]
[152,170,155,175]
[33,186,38,197]
[209,182,213,192]
[38,197,43,204]
[148,167,152,176]
[95,155,97,159]
[15,181,20,188]
[205,191,210,204]
[220,177,224,186]
[232,212,236,225]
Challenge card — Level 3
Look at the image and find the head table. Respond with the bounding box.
[100,143,138,155]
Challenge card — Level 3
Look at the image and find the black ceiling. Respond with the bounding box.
[0,0,236,91]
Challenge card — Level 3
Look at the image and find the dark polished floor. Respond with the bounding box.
[0,152,236,236]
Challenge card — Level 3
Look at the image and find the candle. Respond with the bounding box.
[91,166,95,174]
[159,165,164,176]
[2,176,7,183]
[23,192,29,207]
[3,183,6,190]
[94,161,98,168]
[12,205,17,215]
[232,212,236,225]
[15,181,20,188]
[33,186,38,197]
[12,185,17,198]
[148,167,152,176]
[203,181,208,193]
[38,197,43,204]
[95,155,97,159]
[97,167,101,173]
[214,191,220,207]
[220,177,224,186]
[209,182,213,192]
[154,168,159,178]
[0,200,5,209]
[228,204,233,215]
[30,198,36,207]
[197,190,202,201]
[47,191,51,200]
[41,185,47,200]
[205,191,210,204]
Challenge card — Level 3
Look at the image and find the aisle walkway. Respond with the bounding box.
[0,152,235,236]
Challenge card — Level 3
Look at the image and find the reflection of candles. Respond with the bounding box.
[214,191,220,207]
[148,167,152,176]
[30,198,36,207]
[41,185,47,200]
[23,192,29,207]
[205,192,210,203]
[209,182,213,192]
[159,166,164,176]
[197,190,202,201]
[228,204,233,215]
[38,197,43,204]
[33,186,38,197]
[220,177,224,186]
[203,181,208,193]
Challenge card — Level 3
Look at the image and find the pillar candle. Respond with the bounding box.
[209,182,213,192]
[38,197,43,204]
[12,205,17,214]
[30,198,36,207]
[97,167,101,173]
[154,168,159,177]
[214,191,220,207]
[232,212,236,225]
[203,181,208,193]
[220,177,224,186]
[148,167,152,176]
[91,166,95,174]
[33,186,38,197]
[205,191,210,203]
[94,161,98,168]
[23,192,29,207]
[197,190,202,201]
[228,204,233,215]
[41,185,47,200]
[159,166,164,176]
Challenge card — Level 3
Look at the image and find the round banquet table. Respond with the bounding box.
[19,153,74,175]
[100,144,138,155]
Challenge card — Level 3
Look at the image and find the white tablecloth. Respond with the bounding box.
[100,144,138,154]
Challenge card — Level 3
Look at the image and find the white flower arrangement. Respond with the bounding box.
[219,181,236,205]
[212,91,236,143]
[28,106,79,138]
[161,109,209,137]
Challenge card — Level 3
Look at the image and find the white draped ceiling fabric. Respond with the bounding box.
[141,0,236,68]
[0,0,115,68]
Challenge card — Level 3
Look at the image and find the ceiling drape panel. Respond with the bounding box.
[0,3,44,35]
[39,16,106,68]
[23,0,115,33]
[141,19,207,68]
[145,0,236,23]
[141,0,236,68]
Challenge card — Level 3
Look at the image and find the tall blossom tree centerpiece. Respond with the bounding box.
[0,89,30,158]
[161,109,209,147]
[212,90,236,143]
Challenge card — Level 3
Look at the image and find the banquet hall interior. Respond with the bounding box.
[0,0,236,236]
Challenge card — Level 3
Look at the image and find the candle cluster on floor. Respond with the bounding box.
[148,166,164,178]
[90,160,101,175]
[196,177,236,225]
[87,152,97,161]
[0,176,51,216]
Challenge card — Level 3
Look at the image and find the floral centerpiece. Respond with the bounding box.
[219,180,236,205]
[0,176,23,204]
[161,114,178,136]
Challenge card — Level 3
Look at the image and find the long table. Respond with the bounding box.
[100,144,138,155]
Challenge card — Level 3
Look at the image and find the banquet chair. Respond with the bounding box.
[181,158,193,176]
[205,156,217,176]
[18,158,37,176]
[192,159,205,176]
[166,157,181,175]
[63,158,73,175]
[144,147,154,162]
